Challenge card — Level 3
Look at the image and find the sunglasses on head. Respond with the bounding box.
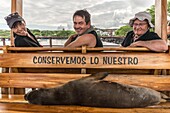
[4,12,19,20]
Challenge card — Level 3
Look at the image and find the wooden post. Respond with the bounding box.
[50,37,52,47]
[16,0,22,16]
[11,0,23,46]
[2,38,6,46]
[81,46,87,74]
[11,1,24,94]
[1,46,10,94]
[155,0,167,40]
[155,0,168,88]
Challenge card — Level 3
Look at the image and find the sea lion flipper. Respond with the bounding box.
[160,93,169,99]
[88,72,109,80]
[161,93,170,102]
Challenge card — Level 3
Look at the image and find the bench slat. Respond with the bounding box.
[105,75,170,91]
[0,52,170,69]
[0,73,88,88]
[0,73,170,91]
[6,47,150,51]
[0,94,27,103]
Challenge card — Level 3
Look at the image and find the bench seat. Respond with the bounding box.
[0,102,170,113]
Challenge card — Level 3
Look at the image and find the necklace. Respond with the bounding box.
[133,35,139,41]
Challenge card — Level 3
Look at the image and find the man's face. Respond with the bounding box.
[12,21,27,36]
[133,19,149,36]
[73,15,90,35]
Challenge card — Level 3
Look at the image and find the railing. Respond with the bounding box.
[0,38,7,46]
[0,36,124,47]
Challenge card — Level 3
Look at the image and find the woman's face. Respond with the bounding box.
[12,21,27,36]
[132,19,149,36]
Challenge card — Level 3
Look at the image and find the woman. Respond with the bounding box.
[121,11,168,52]
[4,12,42,47]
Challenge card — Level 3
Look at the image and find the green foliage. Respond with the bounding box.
[0,29,75,38]
[114,1,170,37]
[168,0,170,16]
[114,25,132,36]
[147,0,170,25]
[56,30,74,37]
[31,30,75,37]
[0,30,10,38]
[146,5,155,26]
[30,29,41,36]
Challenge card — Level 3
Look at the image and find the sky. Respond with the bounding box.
[0,0,155,30]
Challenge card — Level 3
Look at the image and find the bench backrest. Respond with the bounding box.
[0,46,170,92]
[0,46,170,74]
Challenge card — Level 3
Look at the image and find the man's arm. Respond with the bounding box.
[65,34,96,48]
[129,40,168,52]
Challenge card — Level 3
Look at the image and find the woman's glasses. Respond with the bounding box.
[133,22,147,27]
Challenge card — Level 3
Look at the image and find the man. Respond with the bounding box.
[121,11,168,52]
[4,12,42,47]
[64,9,103,48]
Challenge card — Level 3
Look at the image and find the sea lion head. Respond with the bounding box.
[24,89,42,105]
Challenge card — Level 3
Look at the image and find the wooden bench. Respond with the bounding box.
[0,46,170,113]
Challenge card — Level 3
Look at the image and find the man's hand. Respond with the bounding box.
[15,29,28,36]
[71,34,78,39]
[64,34,78,47]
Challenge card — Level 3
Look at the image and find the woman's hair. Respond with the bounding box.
[73,9,91,25]
[12,21,22,28]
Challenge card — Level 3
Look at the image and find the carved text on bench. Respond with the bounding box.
[33,56,138,65]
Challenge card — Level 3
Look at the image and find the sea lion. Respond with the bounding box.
[25,72,169,108]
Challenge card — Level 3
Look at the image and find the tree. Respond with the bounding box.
[0,30,10,38]
[55,30,75,37]
[168,0,170,16]
[115,25,132,36]
[115,1,170,37]
[147,0,170,25]
[31,29,41,36]
[146,5,155,26]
